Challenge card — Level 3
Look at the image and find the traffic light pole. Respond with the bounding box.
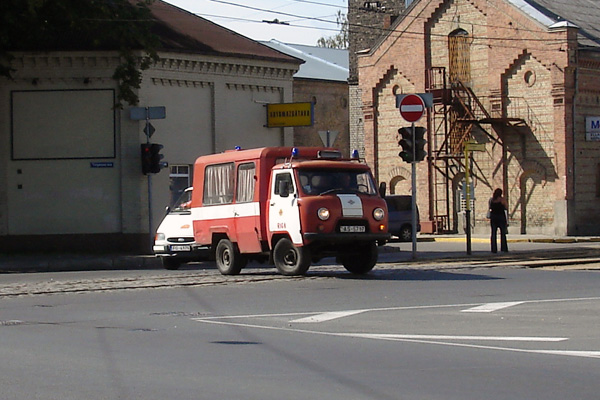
[464,147,472,255]
[145,114,154,251]
[411,123,417,259]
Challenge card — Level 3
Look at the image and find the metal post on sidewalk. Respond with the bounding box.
[411,122,417,259]
[463,140,485,255]
[464,146,472,255]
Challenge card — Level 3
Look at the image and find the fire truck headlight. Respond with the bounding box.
[373,208,385,221]
[317,207,330,221]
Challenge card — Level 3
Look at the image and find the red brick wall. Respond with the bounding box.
[356,0,598,235]
[293,79,350,156]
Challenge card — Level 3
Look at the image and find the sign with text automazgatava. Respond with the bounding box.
[266,102,314,128]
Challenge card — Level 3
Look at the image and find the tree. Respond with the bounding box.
[0,0,160,107]
[317,10,348,49]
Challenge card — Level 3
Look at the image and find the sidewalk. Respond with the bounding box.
[1,233,600,274]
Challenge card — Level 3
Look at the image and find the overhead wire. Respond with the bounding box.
[83,0,578,52]
[190,7,572,52]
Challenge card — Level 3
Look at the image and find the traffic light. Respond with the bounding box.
[398,127,427,163]
[149,143,164,173]
[398,127,414,163]
[414,126,427,162]
[141,143,165,174]
[141,143,152,174]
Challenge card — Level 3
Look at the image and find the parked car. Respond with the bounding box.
[153,187,209,269]
[385,195,420,241]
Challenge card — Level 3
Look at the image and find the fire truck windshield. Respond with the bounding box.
[297,169,377,196]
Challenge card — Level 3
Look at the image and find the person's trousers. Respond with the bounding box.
[490,215,508,253]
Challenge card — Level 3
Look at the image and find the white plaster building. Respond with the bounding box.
[0,1,302,252]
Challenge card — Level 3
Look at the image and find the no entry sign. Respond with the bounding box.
[399,94,425,123]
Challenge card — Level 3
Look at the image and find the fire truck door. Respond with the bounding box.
[268,171,302,245]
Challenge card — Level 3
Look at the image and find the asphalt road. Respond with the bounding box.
[1,261,599,400]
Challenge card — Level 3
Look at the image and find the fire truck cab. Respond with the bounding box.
[190,147,390,276]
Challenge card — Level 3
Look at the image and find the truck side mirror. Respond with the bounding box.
[379,182,387,198]
[279,180,290,198]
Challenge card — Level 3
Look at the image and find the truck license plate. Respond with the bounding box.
[170,245,192,251]
[340,225,365,233]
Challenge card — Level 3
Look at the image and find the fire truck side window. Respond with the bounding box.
[274,173,294,195]
[203,162,234,205]
[236,162,256,203]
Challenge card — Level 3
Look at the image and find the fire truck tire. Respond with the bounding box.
[340,242,378,274]
[273,238,311,276]
[216,239,245,275]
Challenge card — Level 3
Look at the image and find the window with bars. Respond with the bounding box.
[448,29,471,85]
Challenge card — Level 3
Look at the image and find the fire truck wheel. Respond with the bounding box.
[216,239,245,275]
[273,238,311,276]
[340,242,378,274]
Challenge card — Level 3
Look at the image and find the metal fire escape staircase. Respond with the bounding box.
[425,67,526,233]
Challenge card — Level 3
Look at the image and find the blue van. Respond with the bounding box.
[384,195,420,241]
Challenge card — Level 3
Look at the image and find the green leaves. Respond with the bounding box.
[1,0,160,107]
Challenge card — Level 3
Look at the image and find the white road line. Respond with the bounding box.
[534,350,600,358]
[193,319,595,359]
[192,297,600,323]
[289,310,366,323]
[462,301,525,313]
[346,333,567,342]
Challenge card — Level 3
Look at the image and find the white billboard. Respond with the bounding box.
[586,116,600,141]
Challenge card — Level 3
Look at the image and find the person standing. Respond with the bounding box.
[489,188,508,253]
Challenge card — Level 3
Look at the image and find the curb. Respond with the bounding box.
[0,254,162,273]
[417,236,600,244]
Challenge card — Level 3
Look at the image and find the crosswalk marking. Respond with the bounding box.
[462,301,525,313]
[289,310,366,323]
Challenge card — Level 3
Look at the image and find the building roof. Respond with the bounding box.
[150,1,303,64]
[510,0,600,48]
[261,40,349,82]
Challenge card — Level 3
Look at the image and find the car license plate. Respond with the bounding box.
[170,245,192,251]
[340,225,365,233]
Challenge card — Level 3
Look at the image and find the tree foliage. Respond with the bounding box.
[0,0,160,107]
[317,10,348,49]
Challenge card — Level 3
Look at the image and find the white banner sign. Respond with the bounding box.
[586,116,600,141]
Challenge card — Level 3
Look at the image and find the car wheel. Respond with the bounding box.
[215,239,245,275]
[340,242,378,274]
[273,238,311,276]
[399,225,412,242]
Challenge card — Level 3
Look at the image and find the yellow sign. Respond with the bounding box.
[464,140,486,152]
[266,102,314,128]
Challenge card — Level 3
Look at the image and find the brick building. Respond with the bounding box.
[263,41,350,155]
[354,0,600,236]
[348,1,406,157]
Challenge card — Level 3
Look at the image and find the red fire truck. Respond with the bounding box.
[190,146,389,276]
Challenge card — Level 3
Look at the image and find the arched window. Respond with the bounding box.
[448,29,471,85]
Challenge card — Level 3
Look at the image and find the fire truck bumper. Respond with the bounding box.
[303,232,391,243]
